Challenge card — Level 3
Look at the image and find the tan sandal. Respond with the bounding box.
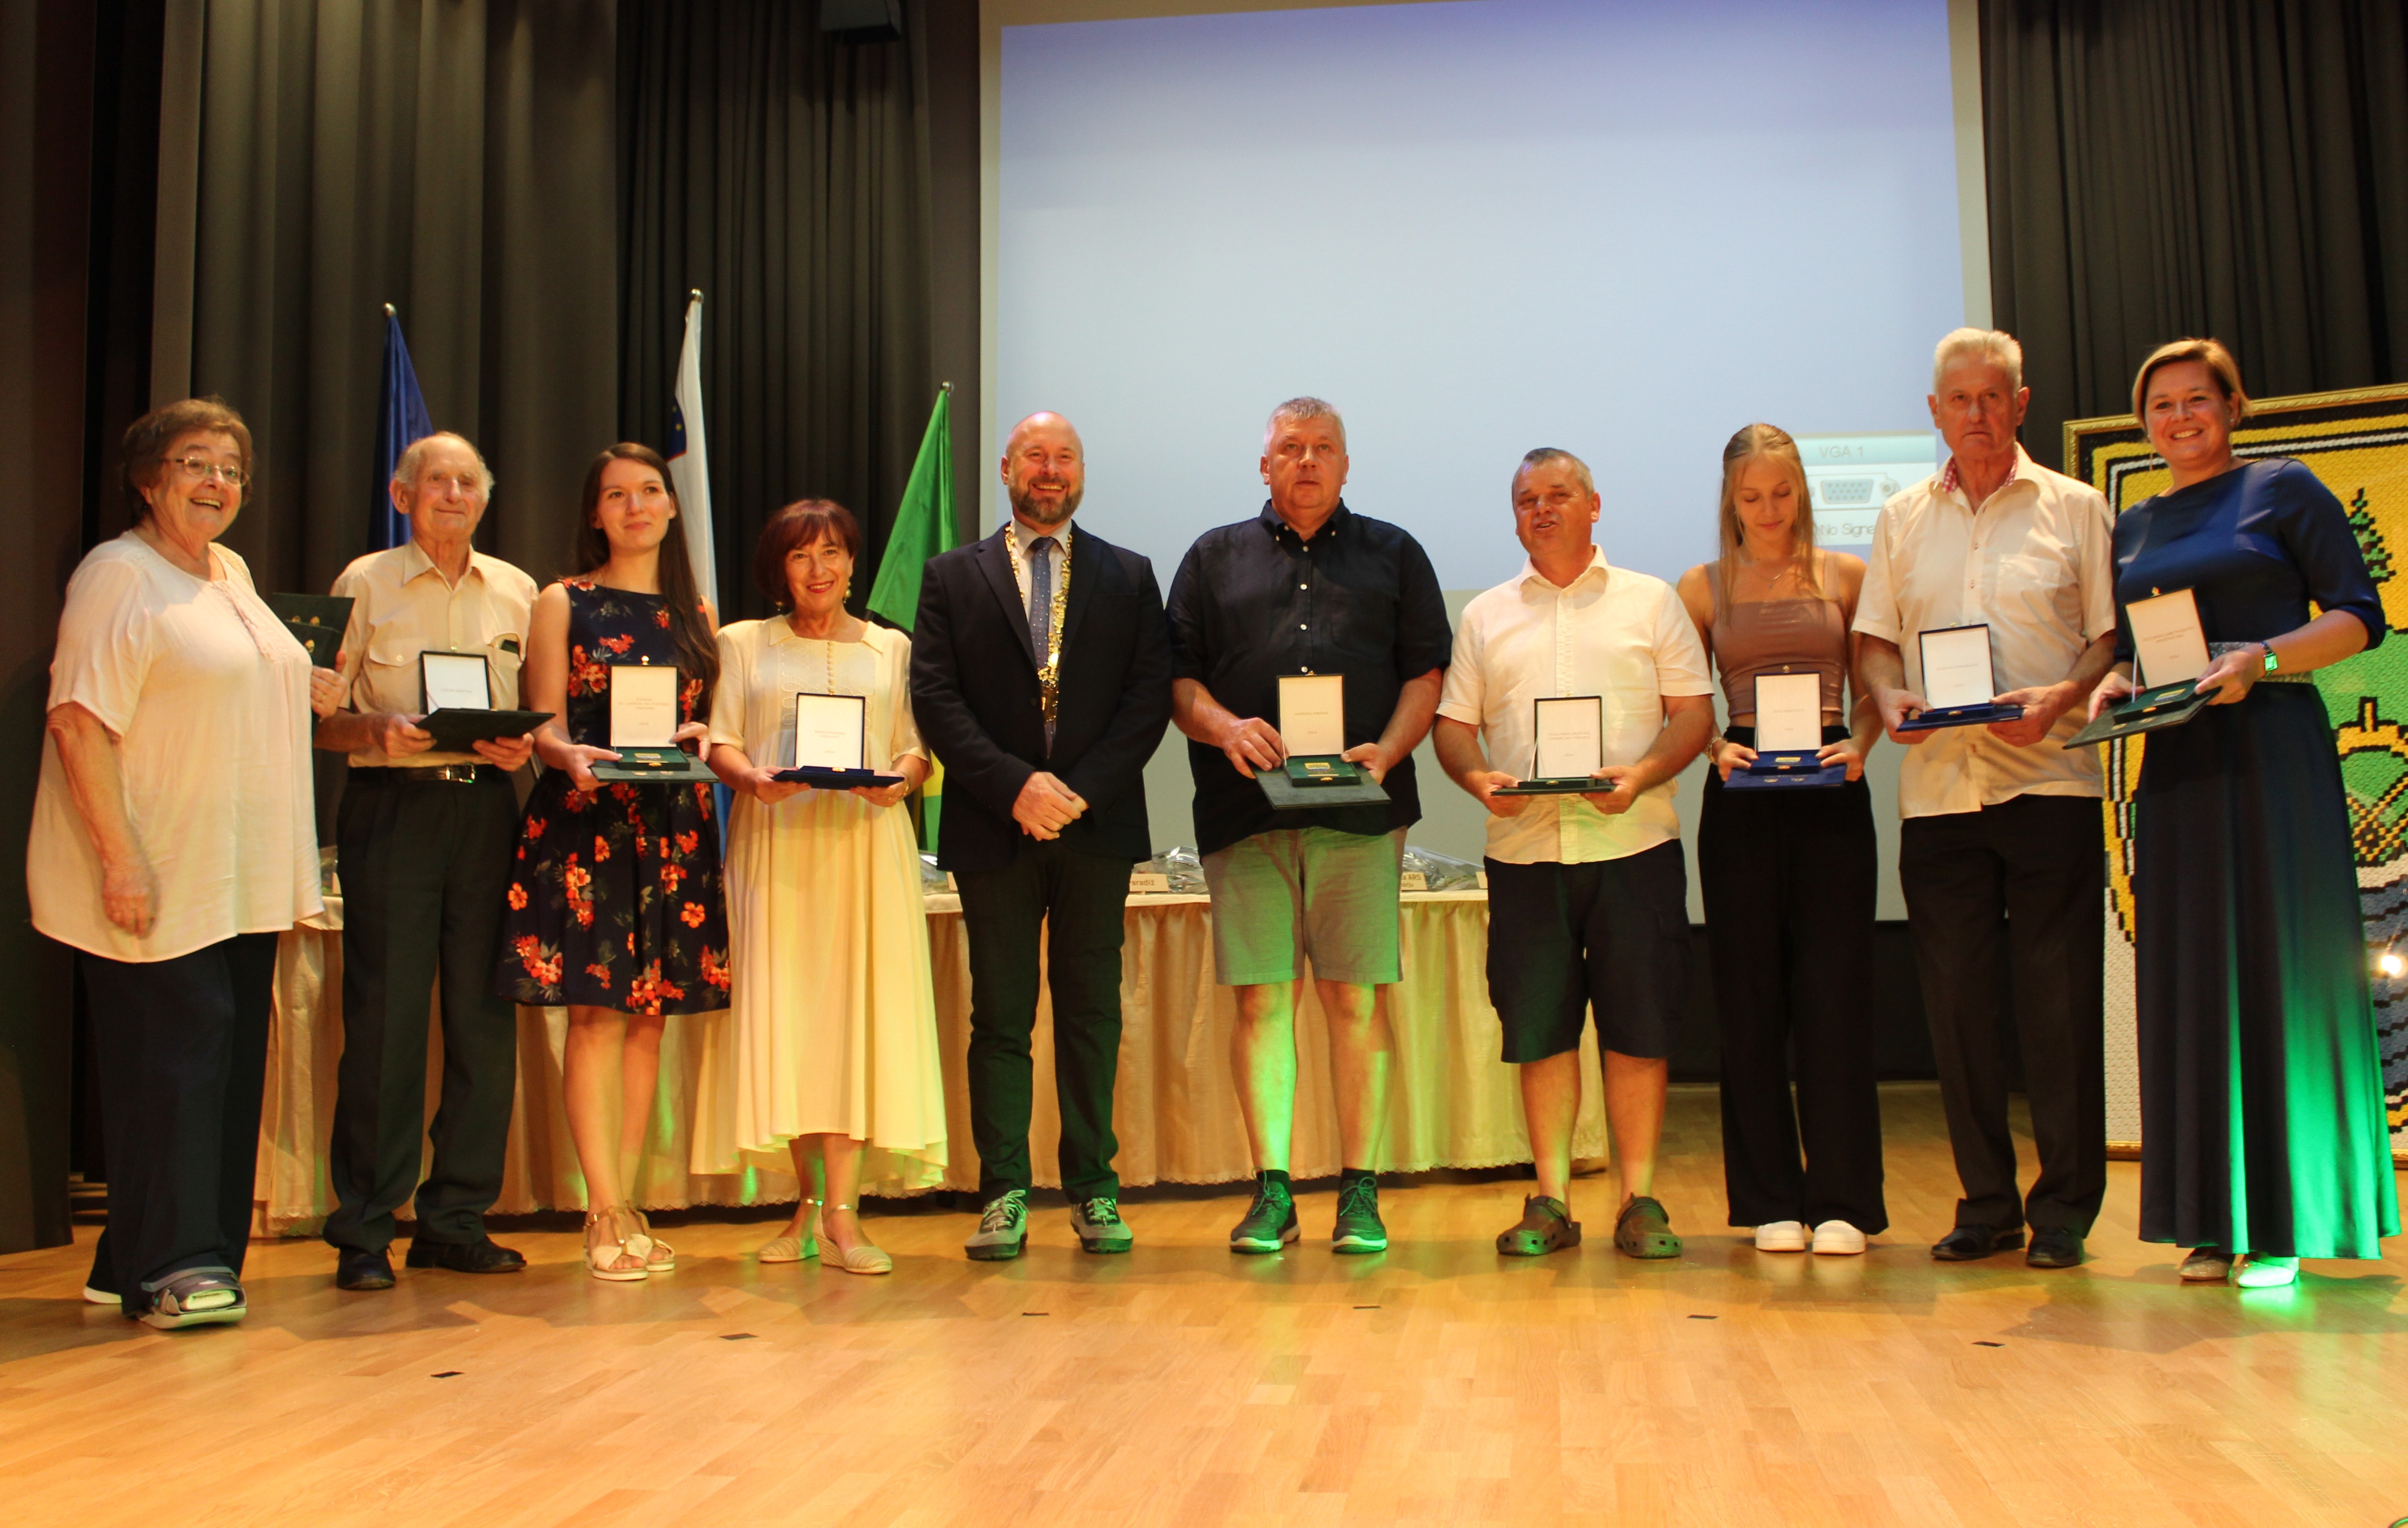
[631,1208,674,1272]
[584,1206,649,1282]
[819,1202,893,1275]
[758,1199,822,1264]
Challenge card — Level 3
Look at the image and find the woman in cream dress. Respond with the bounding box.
[696,500,946,1273]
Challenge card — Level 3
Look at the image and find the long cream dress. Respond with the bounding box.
[689,617,947,1193]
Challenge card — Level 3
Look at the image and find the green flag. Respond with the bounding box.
[868,385,956,852]
[868,383,956,630]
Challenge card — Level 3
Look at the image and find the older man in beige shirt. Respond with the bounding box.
[1854,328,2116,1273]
[314,432,540,1292]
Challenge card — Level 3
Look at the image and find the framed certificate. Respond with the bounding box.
[421,651,493,711]
[590,661,714,782]
[2065,590,2217,748]
[1899,624,2025,732]
[1494,696,1606,796]
[772,692,904,790]
[1752,671,1822,754]
[2127,588,2211,689]
[414,651,553,751]
[1274,673,1373,792]
[1261,673,1387,807]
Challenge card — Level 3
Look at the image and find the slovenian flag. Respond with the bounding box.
[372,305,433,551]
[867,384,957,850]
[667,291,720,606]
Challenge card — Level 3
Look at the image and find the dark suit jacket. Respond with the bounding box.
[910,523,1174,873]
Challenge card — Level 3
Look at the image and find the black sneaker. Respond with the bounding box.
[1332,1176,1388,1253]
[1229,1177,1299,1254]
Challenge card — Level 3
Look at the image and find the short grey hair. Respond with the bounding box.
[1263,396,1346,452]
[1932,327,2025,394]
[1513,446,1594,499]
[392,430,495,500]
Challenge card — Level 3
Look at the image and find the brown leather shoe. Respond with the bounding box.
[1496,1195,1581,1256]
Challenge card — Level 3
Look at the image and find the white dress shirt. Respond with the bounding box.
[1437,548,1713,865]
[1007,517,1073,615]
[1852,445,2117,820]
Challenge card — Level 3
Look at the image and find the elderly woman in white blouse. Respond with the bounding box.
[27,397,337,1330]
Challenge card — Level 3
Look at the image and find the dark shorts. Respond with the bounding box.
[1484,841,1690,1064]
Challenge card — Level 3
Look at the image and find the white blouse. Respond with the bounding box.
[708,617,925,774]
[26,534,324,962]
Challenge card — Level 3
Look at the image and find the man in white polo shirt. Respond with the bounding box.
[1854,327,2117,1272]
[1434,447,1713,1260]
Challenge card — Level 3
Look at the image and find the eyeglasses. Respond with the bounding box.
[163,455,249,490]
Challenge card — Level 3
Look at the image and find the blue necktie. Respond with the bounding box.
[1028,535,1054,659]
[1030,536,1057,751]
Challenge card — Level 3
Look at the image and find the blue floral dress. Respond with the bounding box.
[495,578,729,1016]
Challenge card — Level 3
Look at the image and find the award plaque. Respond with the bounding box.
[589,660,714,782]
[415,650,550,751]
[1727,671,1845,790]
[1897,623,2025,731]
[1494,695,1607,796]
[1259,673,1389,808]
[2065,589,2217,748]
[266,593,353,670]
[772,692,904,789]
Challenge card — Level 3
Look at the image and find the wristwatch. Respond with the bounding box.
[2261,643,2281,675]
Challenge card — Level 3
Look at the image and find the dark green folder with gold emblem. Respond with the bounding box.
[266,594,353,669]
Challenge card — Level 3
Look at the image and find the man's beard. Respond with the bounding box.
[1010,480,1082,526]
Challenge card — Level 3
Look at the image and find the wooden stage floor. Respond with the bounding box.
[5,1083,2407,1527]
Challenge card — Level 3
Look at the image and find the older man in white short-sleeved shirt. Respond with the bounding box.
[1853,328,2117,1273]
[1434,447,1712,1264]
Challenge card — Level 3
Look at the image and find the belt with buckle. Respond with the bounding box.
[352,763,501,785]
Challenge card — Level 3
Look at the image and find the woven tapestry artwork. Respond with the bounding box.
[2068,383,2408,1160]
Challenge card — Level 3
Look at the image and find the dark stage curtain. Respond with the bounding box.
[152,0,621,593]
[616,0,943,622]
[1983,0,2408,462]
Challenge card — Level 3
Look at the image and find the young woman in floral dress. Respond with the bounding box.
[498,442,728,1281]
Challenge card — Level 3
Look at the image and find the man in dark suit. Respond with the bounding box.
[911,411,1174,1260]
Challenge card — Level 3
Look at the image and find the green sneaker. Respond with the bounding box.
[1229,1177,1298,1254]
[965,1189,1028,1261]
[1071,1195,1133,1254]
[1332,1175,1388,1253]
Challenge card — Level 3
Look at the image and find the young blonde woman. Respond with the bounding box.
[693,501,946,1275]
[498,443,728,1281]
[1676,424,1887,1256]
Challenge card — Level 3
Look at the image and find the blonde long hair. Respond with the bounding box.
[1716,423,1820,600]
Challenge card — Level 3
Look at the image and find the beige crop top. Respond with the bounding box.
[1706,564,1847,719]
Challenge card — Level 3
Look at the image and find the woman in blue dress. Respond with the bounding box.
[2088,339,2399,1288]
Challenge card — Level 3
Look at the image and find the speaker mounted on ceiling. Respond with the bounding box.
[820,0,904,43]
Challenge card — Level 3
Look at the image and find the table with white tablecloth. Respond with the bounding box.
[252,891,1605,1234]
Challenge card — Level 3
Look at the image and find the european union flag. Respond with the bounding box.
[373,306,433,551]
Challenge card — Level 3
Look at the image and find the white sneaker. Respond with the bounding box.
[1754,1220,1808,1252]
[1811,1220,1867,1255]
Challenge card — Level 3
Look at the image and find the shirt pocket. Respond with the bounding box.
[361,637,428,712]
[1999,549,2082,634]
[481,630,526,710]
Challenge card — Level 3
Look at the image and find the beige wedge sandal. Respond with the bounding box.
[819,1201,893,1275]
[758,1198,822,1264]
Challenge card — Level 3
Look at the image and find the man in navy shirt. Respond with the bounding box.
[1167,397,1450,1255]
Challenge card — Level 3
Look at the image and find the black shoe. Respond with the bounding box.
[1930,1225,2024,1261]
[1230,1177,1299,1254]
[1331,1176,1387,1254]
[336,1248,396,1291]
[405,1236,527,1273]
[2026,1230,2085,1269]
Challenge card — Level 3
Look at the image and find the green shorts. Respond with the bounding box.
[1200,826,1406,987]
